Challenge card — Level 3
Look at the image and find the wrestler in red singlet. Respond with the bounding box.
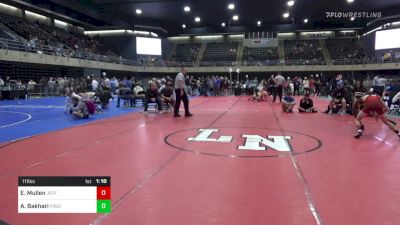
[362,94,385,115]
[354,92,400,138]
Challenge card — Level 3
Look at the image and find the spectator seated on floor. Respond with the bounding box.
[282,91,296,113]
[160,81,175,108]
[144,82,162,114]
[324,84,348,114]
[116,84,134,108]
[70,95,90,119]
[298,93,317,113]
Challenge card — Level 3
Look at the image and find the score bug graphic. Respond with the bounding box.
[18,176,111,214]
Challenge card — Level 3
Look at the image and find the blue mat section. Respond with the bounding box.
[0,97,141,143]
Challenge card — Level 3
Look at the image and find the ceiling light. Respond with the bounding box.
[347,0,354,3]
[184,6,190,12]
[283,12,289,18]
[136,9,142,14]
[222,22,226,27]
[233,15,239,21]
[287,1,295,6]
[350,17,355,21]
[257,21,261,26]
[228,3,235,10]
[304,18,308,23]
[182,24,186,28]
[195,17,201,22]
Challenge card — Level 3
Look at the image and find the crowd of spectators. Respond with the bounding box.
[170,44,201,63]
[326,38,366,64]
[1,71,400,118]
[284,40,325,65]
[0,14,120,63]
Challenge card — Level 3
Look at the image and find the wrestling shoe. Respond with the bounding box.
[354,130,363,139]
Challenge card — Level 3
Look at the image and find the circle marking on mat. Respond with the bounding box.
[165,127,322,158]
[0,111,32,128]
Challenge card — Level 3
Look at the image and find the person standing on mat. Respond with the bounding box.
[273,74,285,103]
[354,89,400,139]
[174,68,193,117]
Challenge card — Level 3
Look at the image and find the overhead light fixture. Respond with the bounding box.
[0,3,18,11]
[304,18,308,23]
[347,0,354,3]
[25,10,47,19]
[228,3,235,10]
[195,17,201,22]
[232,15,239,21]
[184,6,190,12]
[283,12,289,18]
[222,22,226,27]
[136,9,142,14]
[287,1,295,6]
[257,21,261,26]
[182,24,186,28]
[350,17,355,21]
[55,19,68,26]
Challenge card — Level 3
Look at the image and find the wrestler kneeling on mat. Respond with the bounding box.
[298,93,317,113]
[282,91,296,113]
[70,95,89,119]
[354,89,400,138]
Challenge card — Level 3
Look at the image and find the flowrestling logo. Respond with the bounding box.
[326,11,382,19]
[165,128,322,158]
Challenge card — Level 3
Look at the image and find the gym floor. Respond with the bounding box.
[0,96,399,225]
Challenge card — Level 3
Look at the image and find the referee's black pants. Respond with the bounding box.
[273,85,283,102]
[174,89,190,115]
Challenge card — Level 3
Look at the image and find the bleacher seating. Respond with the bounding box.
[0,13,117,60]
[0,24,16,40]
[326,38,365,64]
[170,43,201,62]
[284,40,325,65]
[0,14,59,46]
[41,25,115,57]
[243,46,278,65]
[0,12,385,68]
[202,42,238,62]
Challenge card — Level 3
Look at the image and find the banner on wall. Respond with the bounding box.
[243,38,278,48]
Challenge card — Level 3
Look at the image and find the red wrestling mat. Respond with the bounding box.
[0,96,399,225]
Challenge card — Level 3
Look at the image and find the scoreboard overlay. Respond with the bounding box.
[18,176,111,213]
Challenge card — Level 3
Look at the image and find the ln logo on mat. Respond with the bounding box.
[188,129,292,151]
[165,127,321,157]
